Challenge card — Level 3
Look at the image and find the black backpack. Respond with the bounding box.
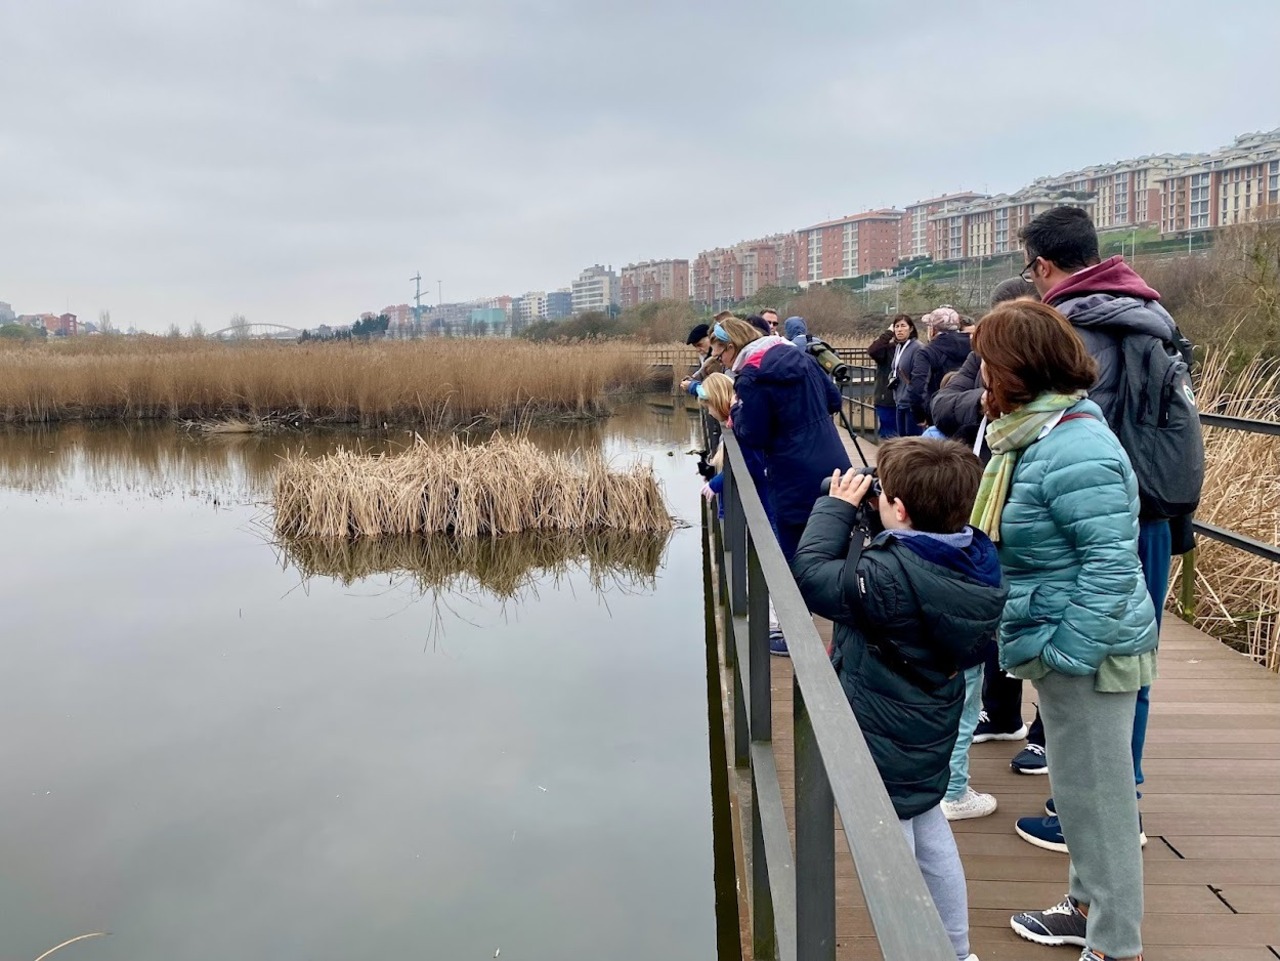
[1112,328,1204,519]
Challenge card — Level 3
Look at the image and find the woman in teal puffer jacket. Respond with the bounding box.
[970,301,1156,961]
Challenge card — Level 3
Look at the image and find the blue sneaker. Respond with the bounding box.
[1019,812,1147,852]
[1010,742,1048,775]
[768,630,788,657]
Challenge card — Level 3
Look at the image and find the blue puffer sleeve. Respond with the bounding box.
[1037,449,1146,675]
[731,370,772,450]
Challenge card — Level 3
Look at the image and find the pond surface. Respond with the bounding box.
[0,399,718,960]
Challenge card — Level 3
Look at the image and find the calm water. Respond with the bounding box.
[0,400,718,960]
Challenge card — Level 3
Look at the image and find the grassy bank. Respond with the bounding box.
[273,433,672,539]
[0,338,655,427]
[1174,352,1280,671]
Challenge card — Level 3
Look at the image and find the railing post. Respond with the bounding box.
[794,676,835,961]
[747,533,772,743]
[1180,547,1198,623]
[751,770,778,960]
[723,463,748,617]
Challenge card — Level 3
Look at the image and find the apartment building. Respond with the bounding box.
[618,259,690,309]
[0,301,14,324]
[900,193,987,261]
[797,210,902,285]
[545,290,573,319]
[930,190,1096,261]
[570,265,618,314]
[515,291,548,323]
[1159,128,1280,233]
[691,233,802,305]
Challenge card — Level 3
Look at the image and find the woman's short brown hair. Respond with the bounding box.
[971,300,1098,417]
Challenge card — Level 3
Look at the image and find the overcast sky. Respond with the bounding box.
[2,0,1277,332]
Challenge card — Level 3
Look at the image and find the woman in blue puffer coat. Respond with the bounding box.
[970,300,1156,961]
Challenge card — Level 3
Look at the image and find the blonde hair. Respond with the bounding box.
[718,316,763,353]
[698,372,734,422]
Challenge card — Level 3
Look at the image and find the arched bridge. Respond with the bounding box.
[208,323,303,340]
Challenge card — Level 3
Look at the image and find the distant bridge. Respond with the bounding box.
[208,323,302,340]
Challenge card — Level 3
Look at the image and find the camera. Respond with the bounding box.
[820,466,883,535]
[806,337,851,384]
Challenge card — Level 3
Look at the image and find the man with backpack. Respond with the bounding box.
[1014,205,1204,853]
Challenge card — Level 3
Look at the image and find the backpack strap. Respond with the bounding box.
[1058,412,1096,424]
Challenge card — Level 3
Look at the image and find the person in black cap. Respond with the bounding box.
[680,323,717,394]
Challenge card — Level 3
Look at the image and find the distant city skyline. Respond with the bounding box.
[2,1,1278,331]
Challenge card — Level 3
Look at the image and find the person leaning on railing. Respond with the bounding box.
[791,439,1006,961]
[971,300,1155,961]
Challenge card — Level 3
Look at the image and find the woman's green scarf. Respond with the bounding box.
[970,392,1086,542]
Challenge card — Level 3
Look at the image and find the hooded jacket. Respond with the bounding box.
[730,339,851,530]
[792,500,1008,819]
[929,350,985,447]
[784,316,811,350]
[1044,257,1180,424]
[909,330,971,423]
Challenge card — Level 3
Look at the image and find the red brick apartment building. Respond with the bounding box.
[692,233,801,305]
[618,259,690,308]
[900,193,987,262]
[797,210,902,285]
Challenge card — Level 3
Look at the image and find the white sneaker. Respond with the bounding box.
[962,955,980,961]
[942,787,998,821]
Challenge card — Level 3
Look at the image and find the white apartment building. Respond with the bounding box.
[570,265,618,314]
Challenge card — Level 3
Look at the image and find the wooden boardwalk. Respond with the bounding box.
[720,431,1280,960]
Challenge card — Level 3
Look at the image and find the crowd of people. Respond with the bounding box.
[689,205,1202,961]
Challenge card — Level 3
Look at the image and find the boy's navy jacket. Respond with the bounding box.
[731,340,851,530]
[791,499,1008,819]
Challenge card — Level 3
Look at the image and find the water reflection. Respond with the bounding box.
[0,393,700,499]
[278,529,671,600]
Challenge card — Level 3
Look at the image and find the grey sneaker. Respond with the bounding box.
[1010,895,1088,947]
[941,786,998,821]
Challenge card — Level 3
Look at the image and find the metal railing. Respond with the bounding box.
[703,427,955,961]
[1179,412,1280,619]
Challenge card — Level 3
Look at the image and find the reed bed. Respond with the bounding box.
[272,433,672,539]
[1172,351,1280,671]
[0,338,655,427]
[278,529,669,599]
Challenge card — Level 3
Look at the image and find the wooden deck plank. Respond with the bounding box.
[721,599,1280,958]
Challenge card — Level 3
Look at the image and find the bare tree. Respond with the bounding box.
[188,320,206,339]
[229,313,249,339]
[166,323,182,338]
[98,309,115,334]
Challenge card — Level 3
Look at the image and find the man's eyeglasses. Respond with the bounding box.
[1020,257,1038,283]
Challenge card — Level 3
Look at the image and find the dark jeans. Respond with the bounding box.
[895,406,923,437]
[777,519,806,565]
[1133,518,1171,787]
[982,641,1024,730]
[875,405,899,440]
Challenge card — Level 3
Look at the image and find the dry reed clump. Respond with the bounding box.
[0,338,652,427]
[272,433,672,539]
[278,529,668,600]
[1172,351,1280,671]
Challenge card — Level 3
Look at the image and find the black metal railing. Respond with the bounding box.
[703,427,955,961]
[1179,412,1280,618]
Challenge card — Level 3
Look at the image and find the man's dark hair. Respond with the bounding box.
[1018,206,1100,272]
[745,314,771,334]
[876,437,983,534]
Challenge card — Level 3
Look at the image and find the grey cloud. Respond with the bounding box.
[1,0,1278,330]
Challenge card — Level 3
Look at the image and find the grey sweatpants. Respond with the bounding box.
[900,804,970,961]
[1035,671,1144,958]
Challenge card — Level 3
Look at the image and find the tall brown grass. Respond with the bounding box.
[278,529,669,600]
[0,338,655,427]
[273,433,672,539]
[1173,350,1280,671]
